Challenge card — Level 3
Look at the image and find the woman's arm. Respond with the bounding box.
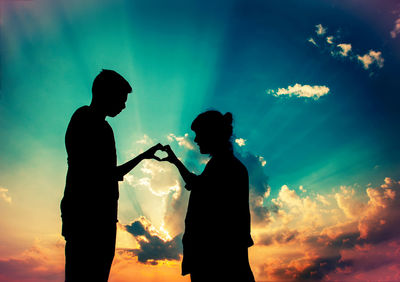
[162,145,197,185]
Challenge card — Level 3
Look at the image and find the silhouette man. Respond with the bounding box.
[161,110,255,282]
[60,69,162,281]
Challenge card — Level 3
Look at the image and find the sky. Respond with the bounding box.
[0,0,400,281]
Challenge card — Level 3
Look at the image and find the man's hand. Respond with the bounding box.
[141,143,164,161]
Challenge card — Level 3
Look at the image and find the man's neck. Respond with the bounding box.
[88,103,107,120]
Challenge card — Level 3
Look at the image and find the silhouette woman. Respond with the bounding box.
[162,110,255,282]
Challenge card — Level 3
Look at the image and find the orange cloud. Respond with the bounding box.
[251,177,400,281]
[0,239,64,282]
[359,178,400,242]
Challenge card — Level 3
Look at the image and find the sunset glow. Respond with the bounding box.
[1,0,400,281]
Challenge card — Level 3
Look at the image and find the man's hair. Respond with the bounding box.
[92,69,132,101]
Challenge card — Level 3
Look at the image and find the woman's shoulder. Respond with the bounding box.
[231,155,248,175]
[212,153,248,175]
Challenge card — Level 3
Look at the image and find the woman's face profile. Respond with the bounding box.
[194,130,213,155]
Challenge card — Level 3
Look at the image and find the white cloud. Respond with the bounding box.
[167,133,195,151]
[136,134,152,145]
[235,138,247,147]
[315,24,327,36]
[308,38,318,47]
[127,159,180,198]
[0,187,12,204]
[299,185,307,193]
[258,156,267,167]
[357,50,384,69]
[337,43,352,57]
[308,24,384,74]
[334,185,366,219]
[390,18,400,38]
[316,194,330,206]
[267,84,330,100]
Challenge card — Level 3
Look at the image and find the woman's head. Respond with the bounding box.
[191,110,233,155]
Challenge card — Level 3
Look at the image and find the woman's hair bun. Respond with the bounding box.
[223,112,233,125]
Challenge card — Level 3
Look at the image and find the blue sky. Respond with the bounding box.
[1,0,399,219]
[0,0,400,280]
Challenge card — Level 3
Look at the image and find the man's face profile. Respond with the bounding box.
[106,92,129,117]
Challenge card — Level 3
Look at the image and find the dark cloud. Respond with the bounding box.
[122,217,183,265]
[259,229,299,246]
[236,150,269,197]
[0,251,63,281]
[235,146,271,225]
[298,255,352,281]
[263,233,355,281]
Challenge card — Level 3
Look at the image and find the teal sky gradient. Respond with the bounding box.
[1,0,399,254]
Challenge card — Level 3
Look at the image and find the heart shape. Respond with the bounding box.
[154,149,168,160]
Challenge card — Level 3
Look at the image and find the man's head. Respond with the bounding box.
[91,69,132,117]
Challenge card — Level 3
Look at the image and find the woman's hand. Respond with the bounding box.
[160,145,179,164]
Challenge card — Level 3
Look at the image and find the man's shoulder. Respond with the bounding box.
[71,106,91,121]
[66,106,93,135]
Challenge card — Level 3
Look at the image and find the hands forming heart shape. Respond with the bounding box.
[142,143,178,163]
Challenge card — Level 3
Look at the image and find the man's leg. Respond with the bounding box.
[65,238,88,282]
[97,224,117,281]
[64,223,116,282]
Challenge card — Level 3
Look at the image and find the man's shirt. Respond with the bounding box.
[61,106,119,239]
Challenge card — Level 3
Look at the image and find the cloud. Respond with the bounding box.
[308,37,318,47]
[254,178,400,281]
[390,18,400,38]
[308,24,384,73]
[0,187,11,204]
[162,179,190,237]
[258,229,299,246]
[111,249,183,281]
[121,216,183,265]
[235,138,246,147]
[235,148,271,225]
[127,159,180,198]
[334,185,366,219]
[299,185,307,193]
[258,156,267,167]
[167,133,196,151]
[267,84,330,100]
[166,132,210,170]
[357,50,384,70]
[136,134,152,145]
[0,240,64,282]
[358,177,400,243]
[327,241,400,281]
[315,24,327,36]
[337,43,352,57]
